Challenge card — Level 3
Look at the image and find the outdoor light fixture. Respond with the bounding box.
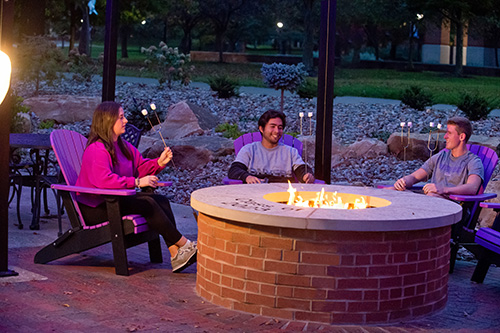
[416,13,424,20]
[0,50,11,104]
[276,22,284,29]
[141,20,146,25]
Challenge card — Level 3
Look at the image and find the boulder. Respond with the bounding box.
[297,134,344,167]
[22,95,100,124]
[343,139,387,158]
[143,135,234,170]
[160,101,218,139]
[387,132,445,161]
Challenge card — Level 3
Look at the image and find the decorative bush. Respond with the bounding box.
[261,62,307,111]
[297,79,318,99]
[10,93,31,133]
[17,36,64,95]
[457,92,492,121]
[208,75,240,98]
[141,42,194,88]
[125,98,164,131]
[215,123,242,139]
[66,48,100,82]
[400,86,433,111]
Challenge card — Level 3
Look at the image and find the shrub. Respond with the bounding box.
[208,75,239,98]
[400,86,433,111]
[457,92,492,121]
[39,119,55,129]
[297,79,318,99]
[141,42,194,88]
[10,94,31,133]
[17,36,64,95]
[261,62,307,112]
[215,123,242,139]
[125,98,164,131]
[67,48,100,82]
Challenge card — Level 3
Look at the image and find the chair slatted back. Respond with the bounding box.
[50,130,88,227]
[122,123,143,148]
[234,131,303,156]
[468,144,498,194]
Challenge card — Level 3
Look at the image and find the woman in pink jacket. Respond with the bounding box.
[76,101,196,273]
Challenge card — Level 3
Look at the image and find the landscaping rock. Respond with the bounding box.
[387,132,445,161]
[160,101,205,139]
[22,95,99,124]
[343,138,387,158]
[478,178,500,228]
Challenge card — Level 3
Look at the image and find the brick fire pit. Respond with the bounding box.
[191,184,461,324]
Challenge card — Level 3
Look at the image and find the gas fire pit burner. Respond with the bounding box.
[191,183,461,325]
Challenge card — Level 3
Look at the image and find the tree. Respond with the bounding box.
[412,0,495,76]
[199,0,246,62]
[301,0,320,74]
[167,0,201,54]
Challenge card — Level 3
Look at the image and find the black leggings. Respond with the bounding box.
[79,192,182,247]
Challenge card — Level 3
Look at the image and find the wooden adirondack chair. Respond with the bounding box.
[377,144,498,273]
[470,203,500,283]
[34,129,172,276]
[223,131,324,184]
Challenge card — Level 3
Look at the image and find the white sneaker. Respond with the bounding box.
[171,240,197,273]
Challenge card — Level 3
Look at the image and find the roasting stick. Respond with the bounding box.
[141,108,176,168]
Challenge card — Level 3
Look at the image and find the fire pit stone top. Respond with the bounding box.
[191,183,462,232]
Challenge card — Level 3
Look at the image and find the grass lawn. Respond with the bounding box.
[60,44,500,108]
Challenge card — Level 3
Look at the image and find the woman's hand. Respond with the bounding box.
[139,175,159,188]
[158,147,173,167]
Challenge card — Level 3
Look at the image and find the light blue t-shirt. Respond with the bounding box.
[421,150,484,190]
[234,142,305,182]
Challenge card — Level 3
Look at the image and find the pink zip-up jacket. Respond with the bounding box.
[75,140,165,207]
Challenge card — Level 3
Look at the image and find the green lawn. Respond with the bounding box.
[61,44,500,108]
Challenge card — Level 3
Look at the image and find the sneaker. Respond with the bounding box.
[171,240,197,273]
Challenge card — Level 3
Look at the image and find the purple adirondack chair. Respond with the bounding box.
[472,202,500,283]
[377,144,498,273]
[223,131,324,184]
[34,129,172,276]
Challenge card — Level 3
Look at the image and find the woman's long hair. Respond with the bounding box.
[87,101,132,165]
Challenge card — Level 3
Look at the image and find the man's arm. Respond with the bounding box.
[228,162,251,182]
[393,168,428,191]
[423,174,482,196]
[293,164,315,183]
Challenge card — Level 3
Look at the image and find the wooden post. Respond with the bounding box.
[102,0,119,102]
[314,0,336,184]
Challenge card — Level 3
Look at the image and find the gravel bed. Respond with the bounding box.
[13,78,500,206]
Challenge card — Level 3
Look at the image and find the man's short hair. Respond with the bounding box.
[258,110,286,131]
[447,116,473,142]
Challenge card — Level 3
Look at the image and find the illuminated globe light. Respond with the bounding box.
[0,50,11,104]
[276,22,284,29]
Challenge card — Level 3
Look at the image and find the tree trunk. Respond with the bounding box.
[216,31,224,63]
[280,89,284,112]
[180,28,192,54]
[120,25,129,58]
[68,1,77,52]
[408,23,414,70]
[454,16,464,76]
[302,0,315,74]
[163,19,168,43]
[78,4,90,55]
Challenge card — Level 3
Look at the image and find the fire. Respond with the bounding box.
[286,182,368,209]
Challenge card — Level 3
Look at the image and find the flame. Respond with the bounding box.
[286,181,368,209]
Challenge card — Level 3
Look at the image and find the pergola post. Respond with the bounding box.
[314,0,336,184]
[102,0,119,102]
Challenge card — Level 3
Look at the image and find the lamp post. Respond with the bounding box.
[0,0,17,277]
[276,21,284,54]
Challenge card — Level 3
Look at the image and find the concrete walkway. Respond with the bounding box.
[2,183,500,331]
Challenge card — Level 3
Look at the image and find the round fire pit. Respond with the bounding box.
[191,184,461,324]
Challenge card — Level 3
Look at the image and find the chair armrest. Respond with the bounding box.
[375,183,424,190]
[449,193,497,202]
[314,179,326,184]
[158,181,172,187]
[223,177,244,185]
[51,184,137,196]
[480,202,500,209]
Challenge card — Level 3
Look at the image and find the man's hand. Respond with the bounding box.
[393,177,407,191]
[303,173,315,184]
[423,183,443,196]
[246,175,265,184]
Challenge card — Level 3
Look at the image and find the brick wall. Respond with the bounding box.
[196,213,450,325]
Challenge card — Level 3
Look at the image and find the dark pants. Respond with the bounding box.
[79,192,182,247]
